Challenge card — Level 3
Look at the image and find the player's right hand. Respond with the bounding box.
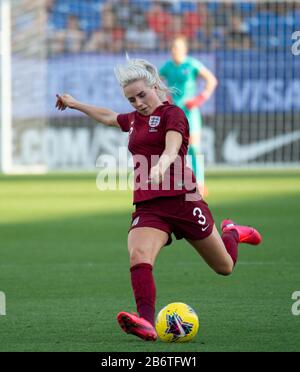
[55,93,78,110]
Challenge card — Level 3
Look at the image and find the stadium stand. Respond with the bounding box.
[46,0,297,55]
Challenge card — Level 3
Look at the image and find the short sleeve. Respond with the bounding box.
[190,57,204,74]
[117,113,130,132]
[164,106,188,137]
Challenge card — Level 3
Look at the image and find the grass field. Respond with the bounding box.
[0,170,299,352]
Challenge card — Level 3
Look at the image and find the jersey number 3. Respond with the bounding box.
[193,207,206,226]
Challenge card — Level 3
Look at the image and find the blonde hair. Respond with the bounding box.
[114,56,170,101]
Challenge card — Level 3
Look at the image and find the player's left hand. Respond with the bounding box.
[185,93,207,110]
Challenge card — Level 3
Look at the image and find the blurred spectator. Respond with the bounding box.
[225,14,251,50]
[159,14,184,49]
[195,17,224,51]
[146,2,173,38]
[85,7,124,53]
[212,1,236,28]
[46,0,55,13]
[275,1,288,16]
[13,0,48,56]
[181,2,206,40]
[111,0,132,29]
[125,23,158,51]
[111,0,144,30]
[48,15,86,54]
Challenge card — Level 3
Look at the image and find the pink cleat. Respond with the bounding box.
[221,219,262,245]
[117,311,157,341]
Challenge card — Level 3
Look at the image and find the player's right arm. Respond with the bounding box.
[55,93,119,127]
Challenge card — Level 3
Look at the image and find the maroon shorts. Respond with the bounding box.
[129,193,214,245]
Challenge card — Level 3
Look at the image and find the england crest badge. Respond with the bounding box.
[149,116,161,128]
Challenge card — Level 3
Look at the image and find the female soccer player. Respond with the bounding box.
[56,57,261,342]
[160,35,218,195]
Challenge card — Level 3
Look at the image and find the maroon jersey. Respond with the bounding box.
[117,102,196,204]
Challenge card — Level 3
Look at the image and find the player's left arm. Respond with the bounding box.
[185,66,218,110]
[149,131,182,184]
[198,66,218,101]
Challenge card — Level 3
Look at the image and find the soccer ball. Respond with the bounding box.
[155,302,199,343]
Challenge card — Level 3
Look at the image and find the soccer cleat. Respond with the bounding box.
[221,219,262,245]
[117,311,157,341]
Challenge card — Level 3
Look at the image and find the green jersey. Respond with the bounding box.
[159,57,204,108]
[160,57,205,183]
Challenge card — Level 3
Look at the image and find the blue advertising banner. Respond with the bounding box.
[12,51,300,119]
[215,51,300,113]
[11,51,300,168]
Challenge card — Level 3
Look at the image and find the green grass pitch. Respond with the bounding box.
[0,170,299,352]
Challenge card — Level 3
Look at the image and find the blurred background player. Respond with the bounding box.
[160,35,217,196]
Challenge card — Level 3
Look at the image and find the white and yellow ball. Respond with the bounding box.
[155,302,199,343]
